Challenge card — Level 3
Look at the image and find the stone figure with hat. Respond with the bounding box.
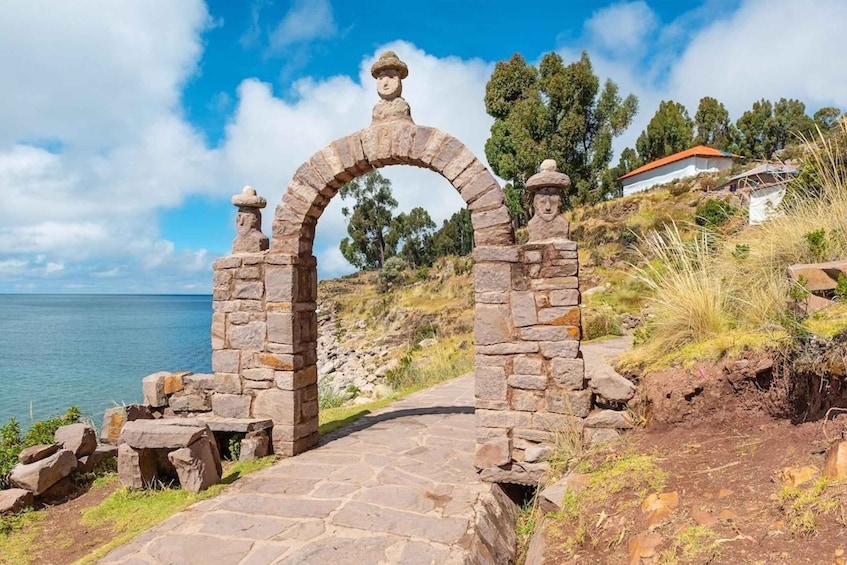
[526,159,571,242]
[371,51,413,123]
[231,186,269,254]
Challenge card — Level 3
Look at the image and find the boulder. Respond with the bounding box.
[78,444,119,474]
[9,449,77,496]
[0,489,34,515]
[40,476,77,503]
[117,444,157,489]
[824,441,847,480]
[584,409,633,429]
[239,431,269,461]
[17,443,59,465]
[55,423,97,457]
[169,393,212,413]
[167,436,221,493]
[120,420,207,450]
[588,365,636,403]
[101,404,153,445]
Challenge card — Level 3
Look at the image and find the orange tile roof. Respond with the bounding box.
[619,145,735,181]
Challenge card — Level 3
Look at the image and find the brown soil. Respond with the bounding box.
[24,479,120,565]
[542,347,847,564]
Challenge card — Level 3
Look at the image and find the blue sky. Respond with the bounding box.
[1,0,845,293]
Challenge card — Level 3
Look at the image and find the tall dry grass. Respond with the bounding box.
[630,119,847,362]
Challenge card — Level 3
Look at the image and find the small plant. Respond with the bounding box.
[378,256,407,291]
[788,275,811,303]
[583,307,623,340]
[227,436,241,461]
[317,379,346,410]
[804,228,828,261]
[732,243,750,260]
[695,198,735,228]
[836,274,847,301]
[345,385,362,397]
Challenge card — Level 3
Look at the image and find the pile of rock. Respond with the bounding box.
[1,423,117,515]
[788,260,847,313]
[584,364,637,443]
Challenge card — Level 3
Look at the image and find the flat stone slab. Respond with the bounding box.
[195,417,273,433]
[120,420,206,449]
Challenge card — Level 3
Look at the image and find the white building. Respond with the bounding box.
[620,145,736,197]
[719,163,798,224]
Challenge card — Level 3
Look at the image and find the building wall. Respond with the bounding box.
[749,184,786,225]
[622,156,734,197]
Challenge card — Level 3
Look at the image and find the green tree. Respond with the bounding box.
[814,106,842,130]
[339,170,398,270]
[388,207,436,268]
[771,97,815,151]
[484,51,638,222]
[736,99,775,158]
[694,96,736,151]
[431,208,473,257]
[635,100,694,163]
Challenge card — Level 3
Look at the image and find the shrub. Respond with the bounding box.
[836,274,847,301]
[804,228,828,261]
[695,198,735,228]
[583,307,623,340]
[317,379,346,410]
[378,256,407,292]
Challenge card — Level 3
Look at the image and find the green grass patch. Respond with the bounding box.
[777,477,844,535]
[74,457,275,564]
[802,302,847,339]
[658,525,721,564]
[0,509,46,565]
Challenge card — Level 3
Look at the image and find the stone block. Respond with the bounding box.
[441,147,476,181]
[477,342,539,355]
[510,291,537,327]
[513,355,543,375]
[257,353,297,371]
[475,400,510,410]
[460,170,499,205]
[471,207,511,232]
[473,246,519,263]
[210,394,251,419]
[511,389,543,412]
[17,444,59,465]
[212,350,240,374]
[547,390,592,418]
[0,489,33,515]
[476,409,532,429]
[551,357,585,389]
[475,366,507,401]
[474,263,512,293]
[234,281,264,300]
[275,367,317,390]
[214,373,242,394]
[520,326,580,342]
[584,410,633,429]
[9,449,77,496]
[184,373,217,391]
[549,289,580,306]
[170,393,212,413]
[101,405,153,445]
[230,321,266,350]
[244,379,272,390]
[474,304,512,346]
[55,423,97,458]
[239,432,270,461]
[267,312,296,345]
[514,428,554,443]
[243,368,274,381]
[120,420,207,450]
[253,388,295,424]
[167,436,221,493]
[116,445,155,490]
[142,371,170,407]
[475,292,509,304]
[584,428,621,445]
[824,441,847,479]
[474,438,510,468]
[539,341,580,359]
[588,365,636,402]
[524,445,552,464]
[475,223,514,247]
[532,413,584,434]
[537,306,580,326]
[236,265,262,279]
[531,277,579,291]
[508,375,547,390]
[265,266,297,302]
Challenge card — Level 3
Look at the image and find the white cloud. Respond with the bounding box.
[584,1,658,59]
[268,0,336,51]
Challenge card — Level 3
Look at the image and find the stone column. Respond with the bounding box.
[474,160,586,485]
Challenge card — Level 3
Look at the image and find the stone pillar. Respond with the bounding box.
[474,160,586,485]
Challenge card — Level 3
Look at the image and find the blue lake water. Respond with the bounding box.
[0,295,211,430]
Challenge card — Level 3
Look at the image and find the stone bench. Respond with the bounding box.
[185,416,273,461]
[118,420,223,492]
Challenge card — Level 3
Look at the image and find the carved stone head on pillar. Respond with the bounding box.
[526,159,571,242]
[370,51,413,123]
[231,186,269,254]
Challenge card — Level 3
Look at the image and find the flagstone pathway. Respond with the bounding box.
[96,337,631,565]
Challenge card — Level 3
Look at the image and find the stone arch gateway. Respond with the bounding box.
[210,52,588,485]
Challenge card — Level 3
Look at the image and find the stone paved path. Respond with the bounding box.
[98,376,488,565]
[98,336,632,565]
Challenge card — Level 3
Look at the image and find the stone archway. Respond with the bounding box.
[210,52,588,485]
